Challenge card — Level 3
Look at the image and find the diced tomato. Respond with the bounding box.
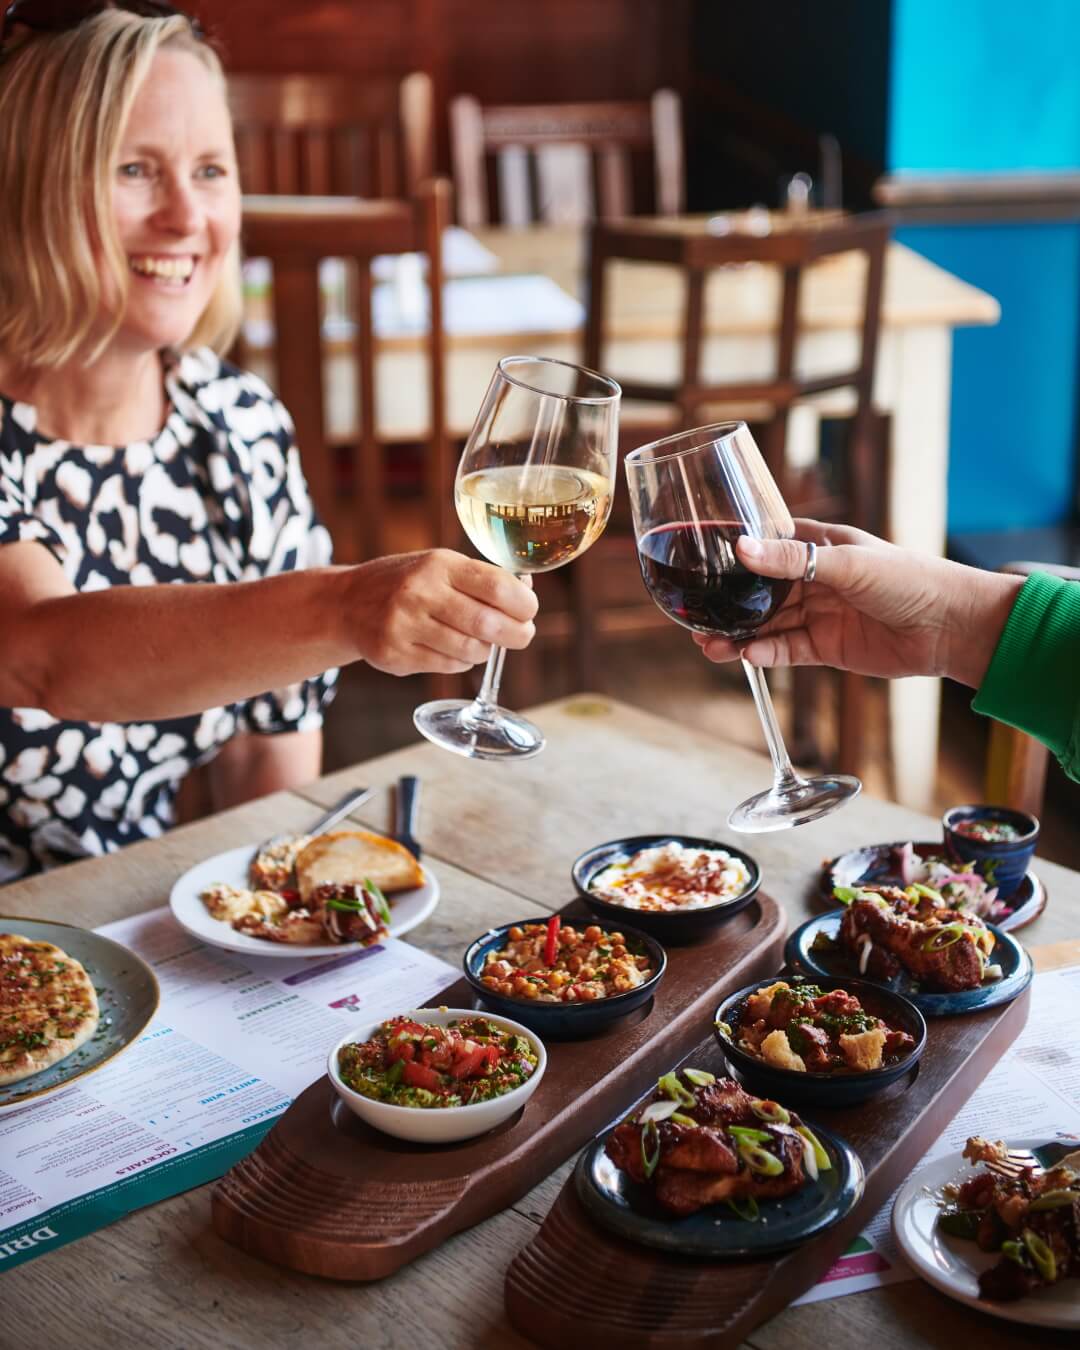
[386,1039,415,1064]
[402,1061,441,1091]
[449,1047,487,1079]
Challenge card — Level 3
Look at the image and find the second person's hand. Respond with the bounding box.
[693,519,1024,688]
[347,549,538,677]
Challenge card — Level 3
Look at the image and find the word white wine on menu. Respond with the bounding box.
[455,464,612,572]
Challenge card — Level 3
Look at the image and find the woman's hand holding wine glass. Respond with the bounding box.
[347,550,537,677]
[414,356,620,760]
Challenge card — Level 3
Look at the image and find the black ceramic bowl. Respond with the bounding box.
[713,974,927,1108]
[942,803,1039,899]
[462,918,667,1039]
[571,834,761,942]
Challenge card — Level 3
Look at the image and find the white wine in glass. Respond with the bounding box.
[414,356,621,760]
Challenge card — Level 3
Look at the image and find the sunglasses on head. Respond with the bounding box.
[1,0,202,46]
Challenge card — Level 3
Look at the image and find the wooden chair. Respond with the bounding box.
[229,72,434,199]
[449,91,683,228]
[239,180,450,564]
[984,560,1080,816]
[568,211,892,777]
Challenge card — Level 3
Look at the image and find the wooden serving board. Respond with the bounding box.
[210,893,786,1280]
[505,986,1032,1349]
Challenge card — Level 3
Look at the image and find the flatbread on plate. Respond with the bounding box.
[0,932,100,1085]
[296,830,423,902]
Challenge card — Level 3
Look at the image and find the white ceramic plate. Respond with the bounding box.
[0,917,159,1115]
[891,1138,1080,1330]
[169,842,439,957]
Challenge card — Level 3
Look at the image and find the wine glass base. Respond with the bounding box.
[727,774,861,834]
[413,699,545,761]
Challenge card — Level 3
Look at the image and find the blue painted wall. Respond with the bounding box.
[889,0,1080,534]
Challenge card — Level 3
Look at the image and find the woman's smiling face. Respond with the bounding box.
[110,47,240,354]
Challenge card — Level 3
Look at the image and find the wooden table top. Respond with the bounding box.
[3,695,1075,1349]
[470,221,1001,340]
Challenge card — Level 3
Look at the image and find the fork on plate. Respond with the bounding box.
[983,1140,1080,1179]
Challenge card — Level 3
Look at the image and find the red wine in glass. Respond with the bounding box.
[624,420,860,833]
[636,521,793,639]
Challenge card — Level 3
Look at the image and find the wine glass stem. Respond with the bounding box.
[469,643,507,724]
[740,657,804,792]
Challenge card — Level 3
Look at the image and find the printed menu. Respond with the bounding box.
[0,907,456,1271]
[796,961,1080,1303]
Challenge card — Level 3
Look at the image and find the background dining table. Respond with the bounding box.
[2,694,1076,1349]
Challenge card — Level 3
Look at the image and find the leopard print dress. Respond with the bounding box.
[0,349,338,883]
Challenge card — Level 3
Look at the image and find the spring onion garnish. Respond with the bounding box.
[725,1195,760,1222]
[639,1099,680,1123]
[751,1099,791,1125]
[1022,1228,1056,1282]
[834,885,889,907]
[324,897,377,929]
[799,1131,819,1181]
[363,879,393,926]
[714,1020,733,1039]
[657,1072,695,1107]
[921,923,968,952]
[1001,1238,1026,1265]
[909,882,946,904]
[1028,1187,1080,1212]
[670,1112,698,1127]
[641,1120,661,1179]
[683,1068,716,1087]
[737,1141,784,1177]
[795,1124,831,1172]
[729,1125,771,1145]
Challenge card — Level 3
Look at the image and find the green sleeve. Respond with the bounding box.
[972,572,1080,781]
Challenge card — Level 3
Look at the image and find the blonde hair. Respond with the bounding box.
[0,10,242,369]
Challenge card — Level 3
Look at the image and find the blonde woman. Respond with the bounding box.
[0,3,537,881]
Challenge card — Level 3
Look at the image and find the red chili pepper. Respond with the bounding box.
[544,915,560,967]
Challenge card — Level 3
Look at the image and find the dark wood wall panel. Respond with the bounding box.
[193,0,692,170]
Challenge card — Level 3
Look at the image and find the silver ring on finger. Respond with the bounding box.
[802,540,817,584]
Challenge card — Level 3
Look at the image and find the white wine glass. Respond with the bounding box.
[624,421,860,831]
[414,355,621,760]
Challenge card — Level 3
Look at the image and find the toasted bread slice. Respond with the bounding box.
[295,830,423,901]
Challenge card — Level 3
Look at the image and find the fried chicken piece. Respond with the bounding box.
[692,1078,758,1126]
[659,1125,740,1174]
[840,892,987,991]
[653,1129,806,1217]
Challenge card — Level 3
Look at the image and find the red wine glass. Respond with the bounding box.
[624,421,860,832]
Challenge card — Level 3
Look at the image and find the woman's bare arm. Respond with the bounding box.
[0,541,537,722]
[206,729,323,810]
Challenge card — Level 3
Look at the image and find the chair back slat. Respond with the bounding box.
[584,211,892,531]
[240,181,450,562]
[579,210,893,778]
[304,130,332,195]
[450,90,683,226]
[229,73,434,199]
